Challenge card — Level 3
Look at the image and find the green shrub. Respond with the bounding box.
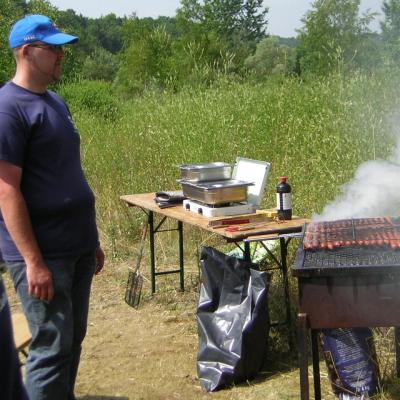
[59,80,119,120]
[82,47,118,82]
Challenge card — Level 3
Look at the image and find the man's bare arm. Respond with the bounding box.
[0,160,53,301]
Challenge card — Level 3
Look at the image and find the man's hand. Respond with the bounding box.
[95,246,105,275]
[26,261,54,302]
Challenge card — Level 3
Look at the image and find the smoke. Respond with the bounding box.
[313,120,400,221]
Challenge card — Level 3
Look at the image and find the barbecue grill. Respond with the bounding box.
[292,217,400,400]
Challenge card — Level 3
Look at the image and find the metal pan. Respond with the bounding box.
[179,179,254,205]
[179,162,231,182]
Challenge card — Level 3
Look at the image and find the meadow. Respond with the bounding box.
[60,69,400,259]
[5,69,391,399]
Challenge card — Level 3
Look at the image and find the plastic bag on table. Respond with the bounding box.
[196,246,270,392]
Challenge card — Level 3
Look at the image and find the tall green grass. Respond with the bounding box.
[59,69,400,257]
[60,71,400,398]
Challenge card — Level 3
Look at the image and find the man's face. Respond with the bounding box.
[26,42,65,83]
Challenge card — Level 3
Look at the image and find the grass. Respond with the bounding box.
[58,68,400,398]
[61,69,400,256]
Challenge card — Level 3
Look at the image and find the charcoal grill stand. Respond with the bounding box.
[294,272,400,400]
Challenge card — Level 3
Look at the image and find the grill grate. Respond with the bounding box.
[294,217,400,275]
[303,217,400,251]
[303,246,400,269]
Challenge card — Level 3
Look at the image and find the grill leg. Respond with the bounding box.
[311,329,321,400]
[395,327,400,377]
[298,313,309,400]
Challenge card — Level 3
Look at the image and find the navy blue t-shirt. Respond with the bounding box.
[0,82,99,261]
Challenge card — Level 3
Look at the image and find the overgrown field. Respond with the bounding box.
[0,69,386,399]
[59,69,400,259]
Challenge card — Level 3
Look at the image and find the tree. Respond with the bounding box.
[176,0,268,68]
[178,0,267,44]
[116,25,174,94]
[382,0,400,42]
[86,14,124,54]
[240,0,269,43]
[381,0,400,62]
[244,36,296,77]
[82,47,118,81]
[297,0,376,75]
[0,0,25,84]
[26,0,59,21]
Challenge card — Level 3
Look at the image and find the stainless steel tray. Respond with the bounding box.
[179,162,231,182]
[179,179,254,205]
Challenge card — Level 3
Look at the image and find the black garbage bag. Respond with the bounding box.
[196,246,270,392]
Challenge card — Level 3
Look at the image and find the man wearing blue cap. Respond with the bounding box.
[1,252,28,400]
[0,14,105,400]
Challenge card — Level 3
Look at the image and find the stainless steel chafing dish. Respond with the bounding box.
[179,162,231,183]
[179,179,254,205]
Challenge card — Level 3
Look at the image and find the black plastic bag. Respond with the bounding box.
[196,246,270,392]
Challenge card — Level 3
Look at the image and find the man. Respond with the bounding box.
[1,254,28,400]
[0,14,105,400]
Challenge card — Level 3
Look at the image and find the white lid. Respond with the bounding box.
[232,158,270,207]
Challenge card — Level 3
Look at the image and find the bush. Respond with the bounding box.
[244,36,296,78]
[82,48,118,82]
[58,80,119,120]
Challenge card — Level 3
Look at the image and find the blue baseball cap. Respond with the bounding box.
[9,14,78,49]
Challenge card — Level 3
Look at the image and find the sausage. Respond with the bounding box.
[385,216,392,226]
[393,229,400,249]
[318,240,328,250]
[382,232,390,246]
[387,231,398,249]
[376,231,384,246]
[304,242,313,250]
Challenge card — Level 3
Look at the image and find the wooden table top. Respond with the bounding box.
[120,193,309,241]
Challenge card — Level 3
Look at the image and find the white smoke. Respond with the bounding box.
[313,123,400,221]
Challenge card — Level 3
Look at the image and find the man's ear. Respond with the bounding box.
[20,45,32,59]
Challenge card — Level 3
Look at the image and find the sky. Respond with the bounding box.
[48,0,383,38]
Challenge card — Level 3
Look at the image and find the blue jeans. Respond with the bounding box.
[7,250,96,400]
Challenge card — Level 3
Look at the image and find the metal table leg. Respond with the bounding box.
[243,241,251,262]
[245,235,295,351]
[149,211,156,294]
[178,221,184,291]
[280,237,293,351]
[148,211,185,294]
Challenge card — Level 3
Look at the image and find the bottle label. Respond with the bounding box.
[277,193,292,210]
